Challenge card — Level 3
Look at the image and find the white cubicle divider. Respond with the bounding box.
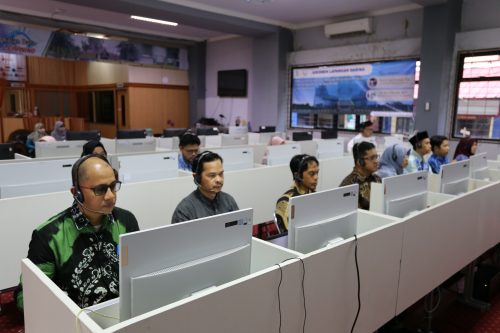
[22,237,303,333]
[156,136,179,150]
[469,152,489,180]
[15,153,31,160]
[248,132,284,145]
[487,159,500,170]
[35,140,86,158]
[228,126,248,135]
[0,158,77,199]
[207,147,254,171]
[221,133,248,146]
[115,138,156,154]
[315,138,344,159]
[317,156,354,191]
[110,152,179,183]
[100,138,116,154]
[0,153,32,164]
[396,180,500,314]
[266,143,301,166]
[294,140,318,157]
[203,134,222,147]
[427,160,491,195]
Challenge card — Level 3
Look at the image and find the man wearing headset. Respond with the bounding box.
[15,154,139,310]
[340,142,381,210]
[275,154,320,232]
[171,151,239,223]
[178,131,201,171]
[404,130,431,173]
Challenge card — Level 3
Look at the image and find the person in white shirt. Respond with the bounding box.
[347,120,377,153]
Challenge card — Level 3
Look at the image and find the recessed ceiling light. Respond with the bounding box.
[130,15,178,26]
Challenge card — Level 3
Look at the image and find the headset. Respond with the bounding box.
[72,154,114,205]
[293,155,318,182]
[193,151,218,186]
[353,143,365,167]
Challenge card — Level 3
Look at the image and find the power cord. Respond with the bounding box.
[276,257,306,333]
[351,234,361,333]
[75,307,119,333]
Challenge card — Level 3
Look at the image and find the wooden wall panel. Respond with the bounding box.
[128,86,188,134]
[28,57,76,86]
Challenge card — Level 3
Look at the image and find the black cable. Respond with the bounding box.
[276,257,306,333]
[351,234,361,333]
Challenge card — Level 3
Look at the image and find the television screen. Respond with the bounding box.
[290,59,417,128]
[218,69,247,97]
[292,131,313,141]
[66,130,101,141]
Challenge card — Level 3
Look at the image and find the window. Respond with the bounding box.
[453,52,500,140]
[289,59,419,135]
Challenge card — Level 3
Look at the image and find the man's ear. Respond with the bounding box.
[70,186,76,196]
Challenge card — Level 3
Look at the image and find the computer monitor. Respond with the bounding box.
[0,143,14,160]
[288,184,358,253]
[196,127,219,136]
[163,128,187,138]
[440,160,470,195]
[382,171,428,218]
[469,152,489,180]
[320,129,338,139]
[258,126,276,133]
[66,130,101,141]
[117,129,146,139]
[119,208,253,321]
[292,131,313,141]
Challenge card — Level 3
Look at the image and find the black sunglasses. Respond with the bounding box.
[79,180,122,196]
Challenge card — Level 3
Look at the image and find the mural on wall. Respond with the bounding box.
[0,23,187,69]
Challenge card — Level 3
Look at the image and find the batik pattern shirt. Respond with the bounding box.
[339,168,381,210]
[428,154,450,174]
[275,183,313,232]
[15,203,139,309]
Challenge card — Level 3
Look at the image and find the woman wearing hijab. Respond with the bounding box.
[453,137,478,161]
[26,122,46,155]
[376,144,411,179]
[51,120,67,141]
[81,140,107,158]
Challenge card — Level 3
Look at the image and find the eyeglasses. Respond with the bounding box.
[79,180,122,196]
[363,154,380,162]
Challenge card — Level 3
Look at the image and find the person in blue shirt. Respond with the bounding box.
[405,131,431,173]
[376,144,411,179]
[428,135,450,174]
[178,131,200,171]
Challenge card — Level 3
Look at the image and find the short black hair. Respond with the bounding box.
[359,121,374,131]
[192,151,223,174]
[352,142,376,163]
[430,135,448,151]
[179,132,201,147]
[81,140,107,157]
[289,154,319,177]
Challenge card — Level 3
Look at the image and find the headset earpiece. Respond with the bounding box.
[72,154,112,204]
[416,141,422,149]
[358,158,366,167]
[193,151,212,187]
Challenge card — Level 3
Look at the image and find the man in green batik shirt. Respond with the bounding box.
[15,154,139,310]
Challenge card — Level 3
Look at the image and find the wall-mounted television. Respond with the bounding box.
[218,69,247,97]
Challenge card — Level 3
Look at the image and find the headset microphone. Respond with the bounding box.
[73,193,111,215]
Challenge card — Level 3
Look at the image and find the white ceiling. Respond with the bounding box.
[0,0,446,43]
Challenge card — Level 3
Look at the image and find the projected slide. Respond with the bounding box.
[291,59,416,115]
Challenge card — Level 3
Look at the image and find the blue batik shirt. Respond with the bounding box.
[428,154,450,174]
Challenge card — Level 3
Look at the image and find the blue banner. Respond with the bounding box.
[291,59,416,114]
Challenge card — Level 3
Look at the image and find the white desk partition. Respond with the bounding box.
[110,152,178,183]
[35,140,86,158]
[294,140,318,157]
[22,238,303,333]
[100,138,116,154]
[266,143,301,166]
[317,156,355,191]
[315,138,344,159]
[228,126,248,135]
[396,180,500,314]
[248,132,284,145]
[156,137,179,150]
[15,153,31,160]
[206,147,254,171]
[487,159,500,169]
[203,134,222,147]
[221,134,248,146]
[115,138,156,154]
